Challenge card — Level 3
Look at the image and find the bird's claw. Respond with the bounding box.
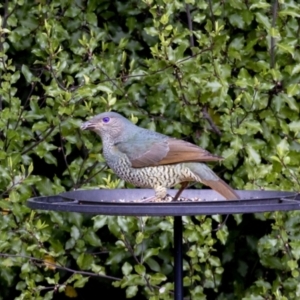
[140,194,174,202]
[140,196,158,202]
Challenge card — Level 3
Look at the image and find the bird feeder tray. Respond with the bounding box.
[27,189,300,300]
[27,189,299,216]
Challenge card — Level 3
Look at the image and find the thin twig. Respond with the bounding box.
[207,0,215,28]
[297,18,300,45]
[121,229,140,265]
[58,121,76,187]
[88,48,212,85]
[121,229,155,292]
[48,57,67,91]
[212,215,229,231]
[0,252,121,281]
[202,105,222,135]
[173,68,190,105]
[0,178,24,198]
[21,126,56,155]
[277,229,293,259]
[186,4,194,51]
[279,156,300,188]
[14,70,44,131]
[96,63,124,93]
[2,0,17,29]
[270,0,278,69]
[78,163,107,187]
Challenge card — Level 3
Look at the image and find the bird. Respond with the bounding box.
[80,112,240,201]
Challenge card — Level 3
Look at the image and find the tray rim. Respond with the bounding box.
[27,189,300,216]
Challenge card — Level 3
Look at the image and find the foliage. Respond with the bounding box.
[1,0,300,298]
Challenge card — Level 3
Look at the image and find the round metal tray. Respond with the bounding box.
[27,189,299,216]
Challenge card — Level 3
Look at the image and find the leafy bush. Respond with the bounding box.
[1,0,300,299]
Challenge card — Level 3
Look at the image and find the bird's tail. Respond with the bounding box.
[201,178,240,200]
[186,163,240,200]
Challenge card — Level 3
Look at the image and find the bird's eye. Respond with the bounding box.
[102,117,110,123]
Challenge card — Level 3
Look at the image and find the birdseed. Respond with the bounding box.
[113,196,222,202]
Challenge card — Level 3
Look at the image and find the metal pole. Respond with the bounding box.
[174,216,183,300]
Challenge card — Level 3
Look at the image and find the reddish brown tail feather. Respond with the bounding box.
[202,178,240,200]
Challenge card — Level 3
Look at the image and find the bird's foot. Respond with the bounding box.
[140,196,158,202]
[140,194,173,202]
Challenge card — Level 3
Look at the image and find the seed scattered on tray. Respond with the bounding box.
[101,197,224,202]
[96,195,233,202]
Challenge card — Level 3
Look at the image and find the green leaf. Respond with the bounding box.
[73,276,89,288]
[135,232,144,244]
[250,2,271,9]
[134,264,146,275]
[279,9,300,18]
[77,253,94,270]
[158,221,172,231]
[70,225,80,240]
[287,84,300,97]
[291,64,300,75]
[97,84,113,94]
[143,247,160,262]
[106,249,127,265]
[277,42,295,58]
[160,14,169,25]
[68,213,84,227]
[246,145,261,164]
[276,138,289,157]
[255,12,271,29]
[84,230,101,247]
[206,81,222,92]
[216,227,229,245]
[229,14,245,29]
[126,286,138,298]
[122,262,133,276]
[282,94,299,112]
[288,121,300,132]
[21,65,34,83]
[145,258,161,272]
[208,256,221,267]
[149,272,167,285]
[93,215,108,230]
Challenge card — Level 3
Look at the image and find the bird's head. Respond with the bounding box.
[81,112,136,142]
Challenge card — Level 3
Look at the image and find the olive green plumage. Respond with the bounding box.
[81,112,239,201]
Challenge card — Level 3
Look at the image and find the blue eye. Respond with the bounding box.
[102,117,110,123]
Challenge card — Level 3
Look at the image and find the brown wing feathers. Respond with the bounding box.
[131,138,222,168]
[130,142,169,167]
[159,139,222,164]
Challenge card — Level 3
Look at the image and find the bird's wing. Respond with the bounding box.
[157,138,223,165]
[117,135,222,168]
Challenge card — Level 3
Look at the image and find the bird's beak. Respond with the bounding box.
[80,121,96,131]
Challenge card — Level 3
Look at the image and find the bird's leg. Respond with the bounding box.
[140,186,167,202]
[140,184,190,203]
[172,182,189,201]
